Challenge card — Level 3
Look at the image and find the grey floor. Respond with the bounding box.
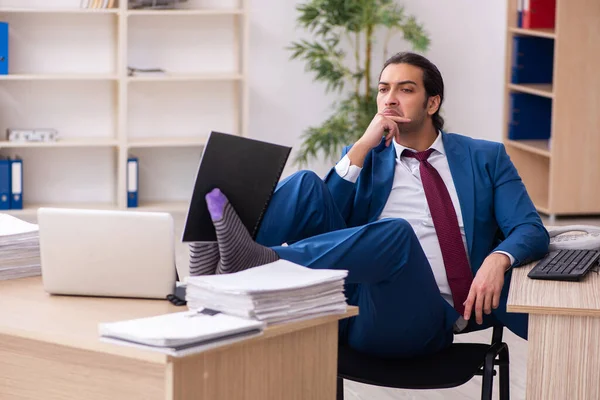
[171,213,600,400]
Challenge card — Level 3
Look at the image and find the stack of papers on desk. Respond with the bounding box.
[99,310,266,357]
[0,214,41,281]
[184,260,349,325]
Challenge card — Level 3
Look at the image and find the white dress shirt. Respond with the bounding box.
[335,133,514,329]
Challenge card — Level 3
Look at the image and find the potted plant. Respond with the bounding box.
[288,0,430,166]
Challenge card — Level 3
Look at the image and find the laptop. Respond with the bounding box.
[38,207,177,299]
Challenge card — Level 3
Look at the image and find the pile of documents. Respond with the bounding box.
[0,213,41,281]
[185,259,349,325]
[99,260,348,356]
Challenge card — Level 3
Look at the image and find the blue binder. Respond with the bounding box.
[10,158,22,209]
[508,92,552,140]
[0,22,8,75]
[511,36,554,84]
[0,159,11,209]
[127,157,138,208]
[517,0,523,28]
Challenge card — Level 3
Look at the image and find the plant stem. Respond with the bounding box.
[364,24,373,104]
[355,31,360,99]
[384,29,393,61]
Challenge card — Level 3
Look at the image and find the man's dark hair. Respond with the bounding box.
[380,52,445,132]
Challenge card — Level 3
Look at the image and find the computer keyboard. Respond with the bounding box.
[527,249,600,281]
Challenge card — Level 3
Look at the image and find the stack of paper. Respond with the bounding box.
[99,310,266,357]
[0,214,40,281]
[185,260,349,325]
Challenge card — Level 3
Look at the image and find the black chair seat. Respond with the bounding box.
[338,342,492,390]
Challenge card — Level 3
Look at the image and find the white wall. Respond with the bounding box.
[247,0,508,178]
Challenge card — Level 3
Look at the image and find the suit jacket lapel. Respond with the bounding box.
[368,139,397,222]
[442,133,475,259]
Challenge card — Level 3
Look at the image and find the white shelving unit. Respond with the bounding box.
[0,0,249,217]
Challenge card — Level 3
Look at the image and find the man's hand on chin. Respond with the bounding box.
[463,253,511,325]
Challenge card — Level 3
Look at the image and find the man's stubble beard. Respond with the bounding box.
[397,110,427,136]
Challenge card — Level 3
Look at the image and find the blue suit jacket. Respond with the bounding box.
[323,131,549,336]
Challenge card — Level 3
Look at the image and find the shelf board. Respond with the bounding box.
[127,9,243,16]
[509,27,556,39]
[0,8,119,14]
[5,202,191,216]
[508,83,554,98]
[0,74,118,81]
[127,73,243,82]
[135,202,190,213]
[0,139,119,148]
[4,203,119,216]
[505,139,551,158]
[127,137,207,148]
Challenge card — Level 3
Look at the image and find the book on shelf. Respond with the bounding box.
[127,156,138,208]
[0,22,7,76]
[517,0,524,28]
[523,0,556,29]
[80,0,116,9]
[511,36,554,84]
[508,92,552,141]
[0,157,23,211]
[10,158,22,210]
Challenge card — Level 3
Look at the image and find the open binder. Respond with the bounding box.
[182,131,291,242]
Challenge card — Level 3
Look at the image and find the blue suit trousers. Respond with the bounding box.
[255,171,455,358]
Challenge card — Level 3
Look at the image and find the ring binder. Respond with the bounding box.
[10,157,22,210]
[182,131,291,242]
[127,156,139,208]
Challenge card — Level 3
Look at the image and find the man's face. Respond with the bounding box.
[377,63,438,134]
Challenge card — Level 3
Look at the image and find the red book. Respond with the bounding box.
[523,0,556,29]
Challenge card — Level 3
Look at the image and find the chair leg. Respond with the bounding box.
[481,351,496,400]
[337,377,344,400]
[499,345,510,400]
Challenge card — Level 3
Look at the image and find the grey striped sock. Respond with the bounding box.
[206,191,278,274]
[188,242,219,276]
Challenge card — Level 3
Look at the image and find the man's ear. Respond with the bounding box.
[428,95,441,116]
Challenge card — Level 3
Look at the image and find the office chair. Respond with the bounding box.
[337,324,509,400]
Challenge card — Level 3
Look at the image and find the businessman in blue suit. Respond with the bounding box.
[196,51,549,358]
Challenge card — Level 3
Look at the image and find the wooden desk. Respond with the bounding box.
[507,256,600,400]
[0,277,358,400]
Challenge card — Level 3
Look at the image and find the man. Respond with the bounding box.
[190,52,549,358]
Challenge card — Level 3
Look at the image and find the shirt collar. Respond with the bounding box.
[393,130,445,160]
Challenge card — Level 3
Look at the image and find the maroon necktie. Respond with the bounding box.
[402,148,473,315]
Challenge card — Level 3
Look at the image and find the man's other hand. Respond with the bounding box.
[463,253,511,324]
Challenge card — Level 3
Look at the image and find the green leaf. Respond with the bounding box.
[400,16,430,52]
[293,89,379,167]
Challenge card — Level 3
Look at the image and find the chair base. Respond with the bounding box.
[337,325,510,400]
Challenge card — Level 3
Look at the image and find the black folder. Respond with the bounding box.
[182,131,291,242]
